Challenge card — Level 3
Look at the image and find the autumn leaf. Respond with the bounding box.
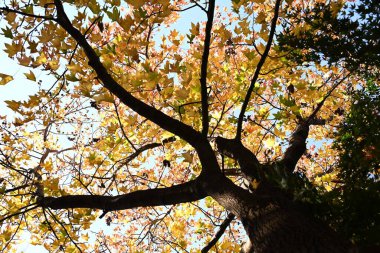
[274,127,285,138]
[5,100,21,111]
[0,73,13,85]
[93,92,114,103]
[35,52,47,66]
[1,26,13,39]
[182,151,193,163]
[24,70,36,81]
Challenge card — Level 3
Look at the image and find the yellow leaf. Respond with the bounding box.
[82,233,89,241]
[127,0,145,9]
[24,70,36,81]
[161,132,174,142]
[93,93,114,103]
[4,42,21,57]
[274,127,285,138]
[45,178,60,191]
[258,107,268,116]
[290,105,300,115]
[0,73,13,85]
[256,11,266,24]
[47,60,59,71]
[36,52,47,65]
[170,29,179,38]
[190,22,200,36]
[5,11,16,22]
[43,161,53,172]
[2,228,12,242]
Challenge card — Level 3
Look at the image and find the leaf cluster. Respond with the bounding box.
[320,83,380,248]
[278,0,380,78]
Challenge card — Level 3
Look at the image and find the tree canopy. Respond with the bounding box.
[325,83,380,248]
[0,0,379,252]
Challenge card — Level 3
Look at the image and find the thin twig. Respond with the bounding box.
[201,213,235,253]
[0,6,56,21]
[113,101,137,150]
[236,0,281,140]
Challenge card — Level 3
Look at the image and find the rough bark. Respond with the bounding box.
[216,137,262,181]
[237,183,353,253]
[282,123,310,173]
[215,136,353,253]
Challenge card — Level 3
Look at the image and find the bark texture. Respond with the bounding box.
[214,134,353,253]
[238,183,352,253]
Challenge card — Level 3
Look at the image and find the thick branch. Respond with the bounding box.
[282,122,309,172]
[216,137,262,181]
[199,0,216,136]
[282,74,350,173]
[40,179,206,211]
[190,0,207,13]
[236,0,281,140]
[3,184,31,194]
[52,0,205,151]
[201,213,235,253]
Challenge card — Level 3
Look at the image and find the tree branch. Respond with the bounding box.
[2,184,31,194]
[118,136,175,166]
[281,122,310,172]
[113,101,137,150]
[282,74,350,172]
[52,0,205,152]
[199,0,216,136]
[40,179,206,211]
[190,0,207,13]
[201,213,235,253]
[236,0,281,140]
[0,6,56,21]
[0,204,38,223]
[305,74,350,125]
[216,137,262,181]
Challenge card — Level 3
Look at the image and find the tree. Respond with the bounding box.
[0,0,378,252]
[322,83,380,250]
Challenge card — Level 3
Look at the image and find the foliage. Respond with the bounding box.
[0,0,378,252]
[322,84,380,247]
[278,0,380,78]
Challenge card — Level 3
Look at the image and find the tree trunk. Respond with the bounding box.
[237,182,353,253]
[201,168,353,253]
[211,136,355,253]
